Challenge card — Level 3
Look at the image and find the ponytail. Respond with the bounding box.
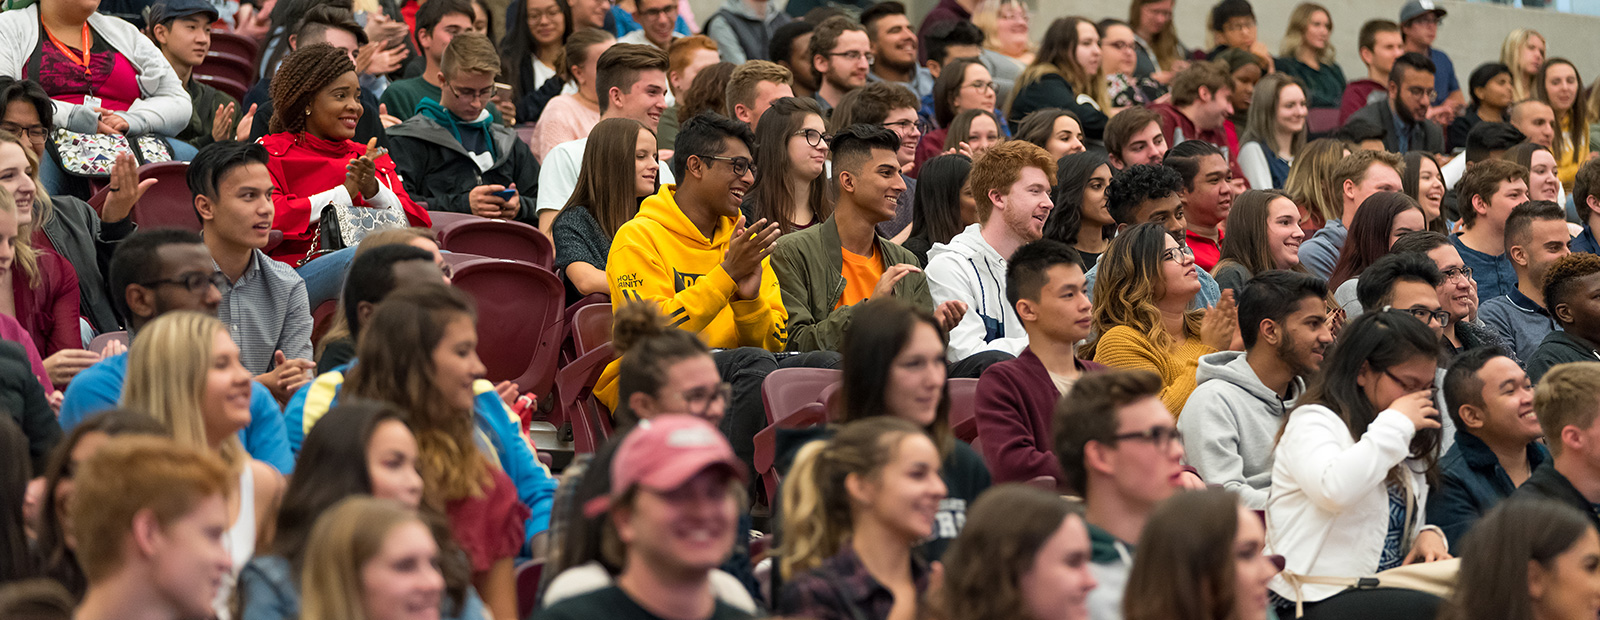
[612,300,712,428]
[778,417,925,579]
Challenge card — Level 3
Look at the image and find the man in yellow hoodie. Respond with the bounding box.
[602,111,840,477]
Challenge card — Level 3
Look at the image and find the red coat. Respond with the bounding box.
[973,347,1105,485]
[260,132,432,265]
[1148,102,1247,186]
[11,249,79,358]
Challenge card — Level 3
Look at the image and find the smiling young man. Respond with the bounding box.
[59,229,292,473]
[1391,231,1516,366]
[807,16,869,113]
[1527,253,1600,384]
[1055,370,1193,620]
[1508,99,1557,150]
[191,141,315,405]
[1297,149,1404,279]
[771,124,963,354]
[147,0,237,148]
[1148,61,1234,161]
[1346,51,1446,154]
[620,0,681,51]
[725,60,794,133]
[1165,140,1234,271]
[1339,19,1404,124]
[1180,271,1331,510]
[975,239,1103,485]
[1083,164,1223,310]
[70,437,236,620]
[1481,201,1570,361]
[1356,251,1449,343]
[1511,360,1600,533]
[389,33,541,227]
[1427,345,1547,549]
[860,2,932,102]
[1452,158,1530,301]
[829,81,923,241]
[380,0,504,122]
[537,43,672,234]
[1104,107,1169,171]
[926,140,1055,363]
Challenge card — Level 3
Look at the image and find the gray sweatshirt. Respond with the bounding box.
[1178,351,1303,509]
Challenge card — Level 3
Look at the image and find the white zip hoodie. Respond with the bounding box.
[925,223,1028,362]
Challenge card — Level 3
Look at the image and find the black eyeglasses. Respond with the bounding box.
[0,122,45,140]
[1383,305,1450,327]
[140,272,230,293]
[792,128,829,148]
[1109,426,1183,449]
[703,155,755,176]
[682,382,732,419]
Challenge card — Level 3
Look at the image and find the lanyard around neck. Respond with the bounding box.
[44,21,92,75]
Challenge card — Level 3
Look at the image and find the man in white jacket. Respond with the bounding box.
[1180,271,1333,510]
[926,140,1054,364]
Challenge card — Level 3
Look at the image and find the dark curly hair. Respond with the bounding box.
[1544,252,1600,323]
[269,43,358,135]
[1106,164,1184,226]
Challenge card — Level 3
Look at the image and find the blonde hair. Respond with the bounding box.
[123,311,247,476]
[300,497,426,620]
[70,436,232,582]
[1501,29,1545,102]
[974,0,1033,58]
[1284,138,1348,227]
[1278,3,1335,63]
[1534,362,1600,458]
[778,417,925,579]
[440,31,501,77]
[0,131,48,288]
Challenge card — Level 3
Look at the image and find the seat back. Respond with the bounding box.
[88,330,128,352]
[761,367,841,425]
[89,161,200,231]
[513,560,544,620]
[209,31,260,64]
[310,299,339,348]
[1308,108,1342,135]
[947,378,980,443]
[194,51,256,86]
[193,74,248,102]
[754,400,828,503]
[427,211,478,232]
[439,218,554,271]
[570,302,614,356]
[448,258,565,397]
[555,343,616,454]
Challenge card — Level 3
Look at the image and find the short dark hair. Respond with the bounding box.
[416,0,474,39]
[1236,270,1328,349]
[187,140,270,200]
[595,43,670,116]
[1104,107,1161,160]
[769,20,815,65]
[1467,63,1513,109]
[1443,345,1513,432]
[1388,229,1453,255]
[1544,253,1600,325]
[1209,0,1255,33]
[1357,19,1400,53]
[923,20,984,67]
[0,78,52,129]
[108,229,205,322]
[830,123,901,179]
[858,1,905,39]
[1465,122,1525,164]
[1389,51,1437,86]
[1458,158,1529,229]
[1356,251,1444,311]
[1054,370,1164,495]
[807,16,866,68]
[342,244,436,334]
[1577,158,1600,217]
[1006,239,1084,310]
[829,81,918,131]
[1334,117,1385,145]
[670,112,755,181]
[1504,200,1566,251]
[1163,140,1223,191]
[293,5,368,47]
[1106,164,1184,225]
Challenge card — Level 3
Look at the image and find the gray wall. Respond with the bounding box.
[677,0,1600,92]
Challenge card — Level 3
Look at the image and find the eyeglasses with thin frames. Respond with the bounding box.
[1161,245,1195,264]
[828,50,874,64]
[1439,266,1473,282]
[1383,369,1435,394]
[446,82,497,102]
[140,272,230,293]
[1,122,45,140]
[882,119,929,135]
[703,155,755,176]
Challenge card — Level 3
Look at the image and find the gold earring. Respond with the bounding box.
[305,108,312,117]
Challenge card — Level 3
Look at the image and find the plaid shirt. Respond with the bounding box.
[777,542,929,620]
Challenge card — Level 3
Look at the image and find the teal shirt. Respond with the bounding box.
[1275,56,1347,109]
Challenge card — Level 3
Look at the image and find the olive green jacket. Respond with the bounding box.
[770,216,932,352]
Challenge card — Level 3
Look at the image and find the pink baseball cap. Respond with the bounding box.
[584,415,746,518]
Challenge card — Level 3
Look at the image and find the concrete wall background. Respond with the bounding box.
[676,0,1600,93]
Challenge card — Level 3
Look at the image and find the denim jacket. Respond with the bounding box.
[1425,431,1549,549]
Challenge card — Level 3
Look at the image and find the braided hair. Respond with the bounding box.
[269,43,358,135]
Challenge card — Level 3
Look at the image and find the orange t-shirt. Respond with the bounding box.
[837,244,884,308]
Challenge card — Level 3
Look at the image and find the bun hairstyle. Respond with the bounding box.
[612,301,713,428]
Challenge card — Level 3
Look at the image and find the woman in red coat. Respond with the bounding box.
[260,43,430,268]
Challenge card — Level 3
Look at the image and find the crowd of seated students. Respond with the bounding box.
[22,1,1600,620]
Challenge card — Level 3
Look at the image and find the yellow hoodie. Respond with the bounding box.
[595,185,789,408]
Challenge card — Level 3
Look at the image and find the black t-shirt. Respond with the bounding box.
[536,585,754,620]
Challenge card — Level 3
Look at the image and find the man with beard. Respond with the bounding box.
[807,16,870,113]
[860,3,933,103]
[1481,201,1570,361]
[1427,345,1548,549]
[1179,270,1332,510]
[1345,52,1446,154]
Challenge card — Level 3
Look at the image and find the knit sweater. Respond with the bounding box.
[1092,325,1214,416]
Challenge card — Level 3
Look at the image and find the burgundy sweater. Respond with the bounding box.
[974,348,1106,485]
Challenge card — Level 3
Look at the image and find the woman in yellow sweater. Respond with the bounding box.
[1535,58,1590,189]
[1085,223,1237,415]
